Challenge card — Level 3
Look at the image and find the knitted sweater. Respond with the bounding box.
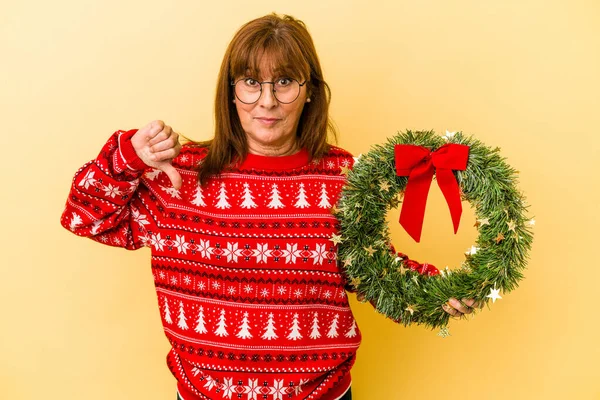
[60,128,436,400]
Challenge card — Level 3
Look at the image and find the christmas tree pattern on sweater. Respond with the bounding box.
[59,128,415,400]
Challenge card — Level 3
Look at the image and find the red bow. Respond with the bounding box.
[394,143,469,242]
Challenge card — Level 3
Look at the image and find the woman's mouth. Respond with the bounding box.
[256,117,280,126]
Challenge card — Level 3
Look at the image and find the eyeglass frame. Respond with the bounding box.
[230,77,308,104]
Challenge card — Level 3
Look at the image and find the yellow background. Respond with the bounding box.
[2,1,599,399]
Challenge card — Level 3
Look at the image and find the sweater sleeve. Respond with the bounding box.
[341,250,440,324]
[342,250,440,296]
[59,128,151,250]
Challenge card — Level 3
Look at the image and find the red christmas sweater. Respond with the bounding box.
[60,128,437,400]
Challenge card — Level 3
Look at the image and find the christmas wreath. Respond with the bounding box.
[336,130,534,336]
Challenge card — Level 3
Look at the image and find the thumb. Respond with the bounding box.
[158,162,182,190]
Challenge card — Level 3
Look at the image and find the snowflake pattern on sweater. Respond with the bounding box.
[60,129,366,400]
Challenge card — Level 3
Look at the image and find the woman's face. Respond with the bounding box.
[233,56,308,155]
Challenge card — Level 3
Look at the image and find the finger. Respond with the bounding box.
[461,298,478,314]
[442,303,460,317]
[448,298,471,314]
[143,120,165,141]
[159,163,182,190]
[464,298,484,309]
[148,146,179,162]
[148,125,172,147]
[150,133,178,153]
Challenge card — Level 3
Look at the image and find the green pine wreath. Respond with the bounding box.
[336,130,534,336]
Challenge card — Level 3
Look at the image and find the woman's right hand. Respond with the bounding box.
[132,120,182,189]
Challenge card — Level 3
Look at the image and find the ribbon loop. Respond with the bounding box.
[394,143,469,242]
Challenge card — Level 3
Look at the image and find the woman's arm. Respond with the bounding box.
[60,120,181,249]
[341,248,440,317]
[59,128,150,250]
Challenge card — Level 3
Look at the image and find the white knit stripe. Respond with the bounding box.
[157,287,350,312]
[152,255,342,277]
[164,327,360,351]
[116,130,141,172]
[176,170,348,182]
[142,181,340,218]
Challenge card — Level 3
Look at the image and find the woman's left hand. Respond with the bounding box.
[442,297,483,319]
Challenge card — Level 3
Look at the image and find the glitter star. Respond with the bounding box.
[379,181,391,192]
[353,154,362,165]
[329,233,343,245]
[339,166,350,176]
[397,264,408,275]
[343,256,353,267]
[494,232,505,244]
[363,245,376,257]
[528,218,536,226]
[465,245,479,256]
[486,285,502,303]
[437,326,451,338]
[411,274,420,286]
[441,130,456,141]
[330,204,342,215]
[350,277,361,287]
[388,196,401,209]
[507,220,516,232]
[405,305,416,316]
[474,218,490,228]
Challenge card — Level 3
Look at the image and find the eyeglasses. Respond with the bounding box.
[231,77,307,104]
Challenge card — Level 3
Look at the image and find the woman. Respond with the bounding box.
[60,13,481,400]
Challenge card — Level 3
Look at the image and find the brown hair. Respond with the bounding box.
[190,13,338,186]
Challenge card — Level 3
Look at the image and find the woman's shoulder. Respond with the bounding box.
[307,144,355,172]
[320,144,355,165]
[171,140,209,171]
[325,144,354,159]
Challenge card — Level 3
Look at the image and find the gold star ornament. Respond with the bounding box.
[507,220,516,232]
[437,326,451,338]
[494,232,505,244]
[330,204,342,215]
[329,233,343,245]
[397,263,408,275]
[474,218,490,228]
[364,245,376,257]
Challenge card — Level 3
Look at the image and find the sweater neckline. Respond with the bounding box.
[238,148,310,170]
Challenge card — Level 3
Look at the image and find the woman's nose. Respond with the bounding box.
[258,84,277,107]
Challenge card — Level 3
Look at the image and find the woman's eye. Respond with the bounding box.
[244,78,259,86]
[277,78,292,86]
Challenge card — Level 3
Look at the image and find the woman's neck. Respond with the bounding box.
[247,139,299,157]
